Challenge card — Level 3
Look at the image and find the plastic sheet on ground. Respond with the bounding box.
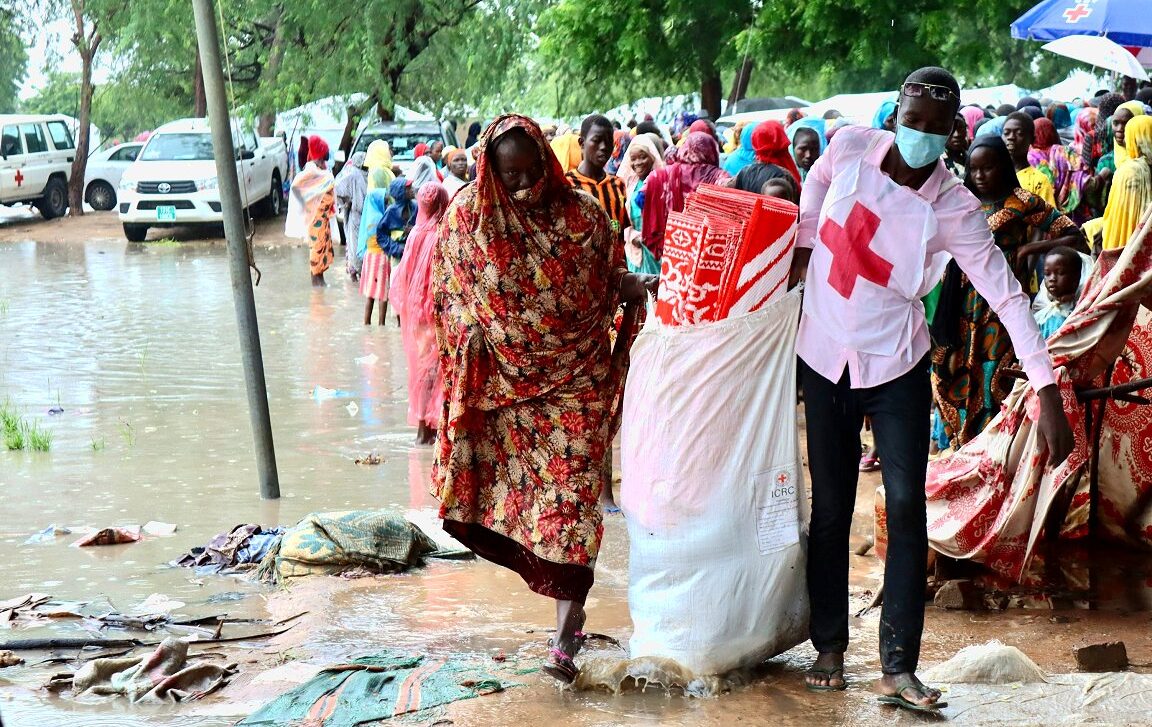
[237,652,521,726]
[621,289,809,676]
[912,640,1152,723]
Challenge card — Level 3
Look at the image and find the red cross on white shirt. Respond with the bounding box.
[820,202,893,299]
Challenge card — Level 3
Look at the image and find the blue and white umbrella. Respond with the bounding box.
[1011,0,1152,49]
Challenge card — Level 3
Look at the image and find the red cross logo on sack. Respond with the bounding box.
[1063,3,1092,23]
[820,202,893,299]
[14,169,23,187]
[776,472,789,486]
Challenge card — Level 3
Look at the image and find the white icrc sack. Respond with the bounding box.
[620,288,809,676]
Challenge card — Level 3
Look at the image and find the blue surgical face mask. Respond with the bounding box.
[894,124,949,169]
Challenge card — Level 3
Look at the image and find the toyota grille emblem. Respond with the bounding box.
[157,182,171,194]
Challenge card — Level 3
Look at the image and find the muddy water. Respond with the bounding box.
[2,237,1151,726]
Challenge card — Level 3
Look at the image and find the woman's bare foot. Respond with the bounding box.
[311,274,326,287]
[877,672,943,709]
[804,651,846,691]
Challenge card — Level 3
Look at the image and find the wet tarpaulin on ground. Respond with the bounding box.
[237,653,519,726]
[255,510,465,583]
[54,637,236,703]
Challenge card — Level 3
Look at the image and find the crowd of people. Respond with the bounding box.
[279,66,1152,711]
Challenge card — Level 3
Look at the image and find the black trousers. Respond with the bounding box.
[800,358,930,675]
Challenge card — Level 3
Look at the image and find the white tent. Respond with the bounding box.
[804,91,899,126]
[961,84,1024,109]
[1036,70,1110,102]
[806,84,1028,126]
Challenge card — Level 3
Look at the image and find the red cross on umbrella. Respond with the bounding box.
[820,202,893,300]
[1063,3,1092,23]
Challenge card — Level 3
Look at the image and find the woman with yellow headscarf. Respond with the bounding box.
[550,133,583,172]
[365,139,395,191]
[1101,115,1152,250]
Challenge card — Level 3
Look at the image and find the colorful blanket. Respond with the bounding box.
[238,653,520,726]
[257,511,443,582]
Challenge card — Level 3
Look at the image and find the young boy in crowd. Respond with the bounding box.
[1034,246,1084,338]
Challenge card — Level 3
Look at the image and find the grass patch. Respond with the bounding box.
[151,238,181,247]
[119,419,136,447]
[1,399,51,452]
[26,423,51,452]
[91,437,106,452]
[2,401,24,450]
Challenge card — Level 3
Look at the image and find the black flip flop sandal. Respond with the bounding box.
[878,685,947,712]
[804,666,848,692]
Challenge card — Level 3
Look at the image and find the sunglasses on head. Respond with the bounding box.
[903,81,959,104]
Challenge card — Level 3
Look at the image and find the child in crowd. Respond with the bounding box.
[1033,246,1083,338]
[762,177,799,204]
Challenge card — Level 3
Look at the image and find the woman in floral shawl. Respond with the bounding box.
[285,136,335,286]
[1028,118,1077,217]
[640,131,729,258]
[391,182,450,445]
[432,115,655,684]
[930,136,1084,447]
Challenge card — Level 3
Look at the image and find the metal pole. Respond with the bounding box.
[192,0,281,499]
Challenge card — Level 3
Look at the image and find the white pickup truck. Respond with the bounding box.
[117,118,288,242]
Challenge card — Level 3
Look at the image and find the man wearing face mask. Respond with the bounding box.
[788,66,1074,712]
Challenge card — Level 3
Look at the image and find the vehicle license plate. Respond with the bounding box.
[156,206,177,222]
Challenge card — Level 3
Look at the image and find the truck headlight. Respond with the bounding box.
[119,178,136,191]
[195,178,219,191]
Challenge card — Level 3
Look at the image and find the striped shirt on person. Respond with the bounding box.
[566,170,629,243]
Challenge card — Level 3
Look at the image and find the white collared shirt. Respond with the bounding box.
[795,126,1056,392]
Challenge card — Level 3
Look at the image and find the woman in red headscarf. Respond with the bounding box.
[391,181,451,445]
[285,135,335,285]
[432,114,656,684]
[751,120,802,189]
[640,131,730,258]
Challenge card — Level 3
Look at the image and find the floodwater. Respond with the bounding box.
[1,235,1151,726]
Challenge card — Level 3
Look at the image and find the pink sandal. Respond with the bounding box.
[859,454,880,472]
[542,631,587,684]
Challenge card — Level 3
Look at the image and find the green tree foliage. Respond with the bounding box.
[0,11,27,114]
[751,0,1078,95]
[398,0,552,118]
[21,71,82,118]
[539,0,756,118]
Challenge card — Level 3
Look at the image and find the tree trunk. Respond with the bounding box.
[726,57,754,111]
[68,50,94,216]
[256,7,286,136]
[193,53,207,118]
[67,2,100,217]
[338,93,380,158]
[701,69,723,121]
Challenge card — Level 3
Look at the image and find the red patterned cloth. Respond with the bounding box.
[654,184,798,326]
[431,115,628,601]
[876,206,1152,581]
[358,252,390,301]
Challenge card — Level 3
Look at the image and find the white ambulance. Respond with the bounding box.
[0,114,77,219]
